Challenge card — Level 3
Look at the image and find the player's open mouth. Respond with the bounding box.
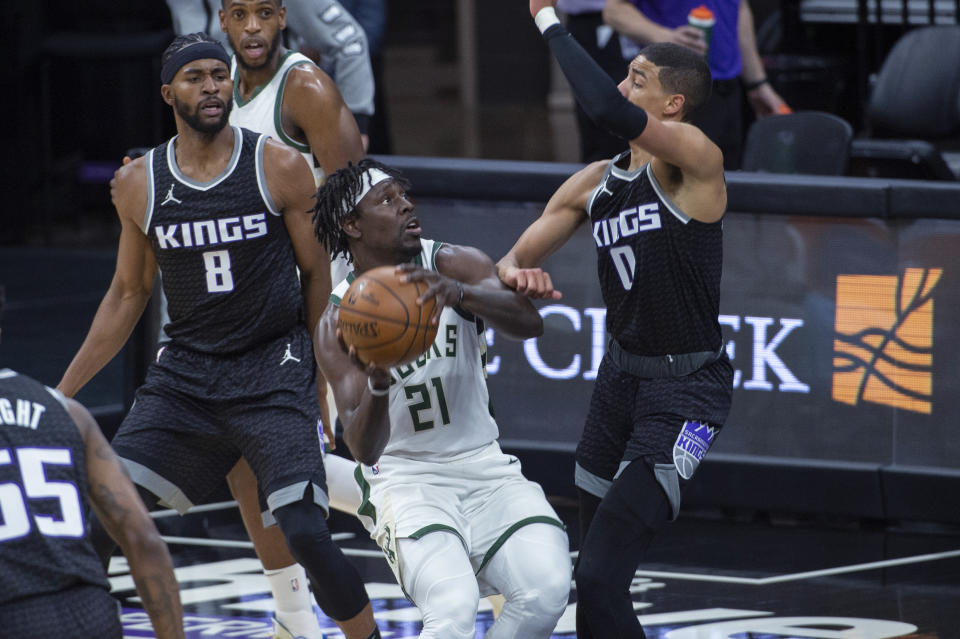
[200,99,224,115]
[405,219,421,234]
[243,40,266,59]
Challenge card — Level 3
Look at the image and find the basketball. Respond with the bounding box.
[337,265,440,368]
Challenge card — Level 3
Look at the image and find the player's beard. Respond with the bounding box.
[176,95,233,137]
[232,28,283,71]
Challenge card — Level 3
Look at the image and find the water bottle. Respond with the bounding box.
[687,5,715,57]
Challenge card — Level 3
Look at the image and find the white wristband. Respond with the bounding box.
[368,377,390,397]
[534,7,561,34]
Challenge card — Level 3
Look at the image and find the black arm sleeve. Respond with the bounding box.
[543,23,648,140]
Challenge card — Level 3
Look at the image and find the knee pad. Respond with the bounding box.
[273,496,369,622]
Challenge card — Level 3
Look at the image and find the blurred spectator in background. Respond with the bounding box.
[604,0,788,169]
[557,0,629,162]
[338,0,391,153]
[165,0,375,148]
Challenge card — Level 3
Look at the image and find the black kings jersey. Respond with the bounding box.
[145,126,303,354]
[587,153,724,357]
[0,369,109,605]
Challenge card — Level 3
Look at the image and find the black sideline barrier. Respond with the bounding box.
[379,155,960,525]
[5,157,960,525]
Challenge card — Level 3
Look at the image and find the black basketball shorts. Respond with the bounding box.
[575,353,733,518]
[111,324,328,524]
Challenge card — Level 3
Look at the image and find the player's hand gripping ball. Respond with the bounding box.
[338,265,440,368]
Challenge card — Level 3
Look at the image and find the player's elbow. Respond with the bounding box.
[348,441,382,467]
[344,429,385,467]
[518,311,544,339]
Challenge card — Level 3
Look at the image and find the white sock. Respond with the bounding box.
[265,563,322,638]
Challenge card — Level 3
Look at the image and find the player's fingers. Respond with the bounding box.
[514,269,534,295]
[541,271,556,297]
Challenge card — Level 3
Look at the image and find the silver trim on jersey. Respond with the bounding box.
[646,163,691,224]
[44,386,69,410]
[608,152,645,182]
[165,125,243,191]
[0,368,16,379]
[143,148,156,231]
[255,134,281,217]
[586,151,636,218]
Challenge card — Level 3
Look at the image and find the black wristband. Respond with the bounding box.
[743,77,769,92]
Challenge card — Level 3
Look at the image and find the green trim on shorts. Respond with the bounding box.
[476,516,566,574]
[354,465,376,524]
[408,523,466,547]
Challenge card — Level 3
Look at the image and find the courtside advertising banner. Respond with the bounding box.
[416,199,960,470]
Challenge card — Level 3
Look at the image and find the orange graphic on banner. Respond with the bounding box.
[832,268,941,414]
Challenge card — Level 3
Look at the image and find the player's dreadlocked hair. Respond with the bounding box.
[311,158,411,263]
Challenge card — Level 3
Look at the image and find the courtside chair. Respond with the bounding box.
[849,25,960,180]
[742,110,854,176]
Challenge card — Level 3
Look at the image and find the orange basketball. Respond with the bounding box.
[337,265,440,368]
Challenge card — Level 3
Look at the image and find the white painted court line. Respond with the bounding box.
[636,608,773,624]
[572,548,960,586]
[151,500,238,518]
[160,535,960,585]
[160,532,355,550]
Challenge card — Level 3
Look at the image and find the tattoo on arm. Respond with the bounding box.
[91,482,130,525]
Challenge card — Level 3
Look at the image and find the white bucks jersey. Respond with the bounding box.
[330,240,500,461]
[230,51,321,184]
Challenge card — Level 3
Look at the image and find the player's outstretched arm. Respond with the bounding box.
[58,158,158,398]
[314,307,392,465]
[530,1,724,194]
[397,244,542,340]
[67,398,184,639]
[497,160,604,299]
[284,63,365,176]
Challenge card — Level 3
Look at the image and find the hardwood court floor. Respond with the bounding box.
[108,498,960,638]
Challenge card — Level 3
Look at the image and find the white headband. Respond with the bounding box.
[350,168,392,209]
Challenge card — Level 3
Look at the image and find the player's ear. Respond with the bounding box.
[664,93,685,117]
[160,84,176,107]
[341,214,362,240]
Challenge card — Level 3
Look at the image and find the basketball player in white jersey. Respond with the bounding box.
[311,159,573,639]
[222,2,365,636]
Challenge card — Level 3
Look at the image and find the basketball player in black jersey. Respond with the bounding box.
[0,288,184,638]
[57,35,380,639]
[499,2,734,637]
